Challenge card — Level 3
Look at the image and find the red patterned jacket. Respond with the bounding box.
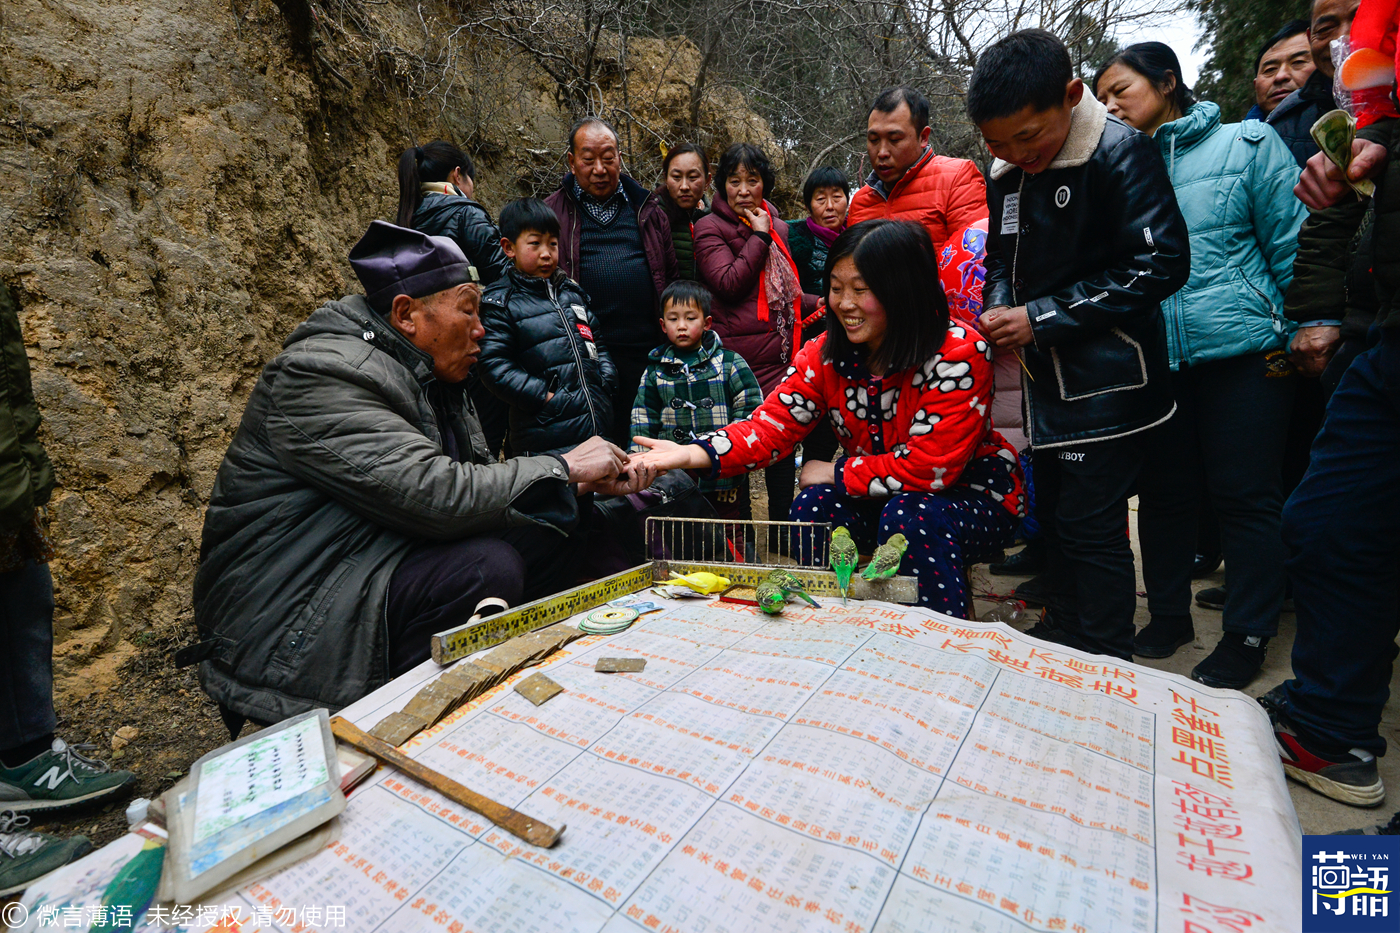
[693,325,1026,519]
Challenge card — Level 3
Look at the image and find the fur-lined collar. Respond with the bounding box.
[421,181,465,197]
[989,93,1109,180]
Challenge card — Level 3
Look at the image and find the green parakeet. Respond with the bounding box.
[755,580,787,615]
[862,533,908,581]
[763,570,819,608]
[829,526,858,604]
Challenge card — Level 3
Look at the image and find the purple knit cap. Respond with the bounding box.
[349,220,478,314]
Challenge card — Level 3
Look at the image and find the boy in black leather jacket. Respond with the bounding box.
[478,198,618,456]
[968,29,1190,660]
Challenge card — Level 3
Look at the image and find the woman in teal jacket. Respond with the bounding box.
[1095,42,1304,689]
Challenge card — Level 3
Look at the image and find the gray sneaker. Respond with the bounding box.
[0,811,92,897]
[0,738,136,814]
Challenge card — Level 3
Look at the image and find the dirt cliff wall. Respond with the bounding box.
[0,0,777,687]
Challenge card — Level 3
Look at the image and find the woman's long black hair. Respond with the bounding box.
[822,220,949,375]
[396,141,475,227]
[1092,42,1197,117]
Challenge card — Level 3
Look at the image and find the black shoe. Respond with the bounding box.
[1133,614,1195,659]
[1194,585,1226,611]
[1013,571,1073,609]
[1191,632,1268,689]
[1024,612,1089,651]
[1192,552,1222,578]
[990,540,1046,576]
[1261,696,1386,808]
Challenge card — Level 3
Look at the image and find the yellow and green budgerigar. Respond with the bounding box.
[862,533,908,581]
[828,526,859,604]
[668,571,730,594]
[763,569,819,608]
[755,579,787,615]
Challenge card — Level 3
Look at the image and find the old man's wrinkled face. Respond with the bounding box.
[568,124,622,200]
[392,283,484,384]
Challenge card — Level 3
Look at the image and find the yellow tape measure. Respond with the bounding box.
[430,565,653,664]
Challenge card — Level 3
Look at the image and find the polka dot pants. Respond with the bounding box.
[790,485,1017,618]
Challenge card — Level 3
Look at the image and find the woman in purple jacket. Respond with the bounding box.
[694,143,815,523]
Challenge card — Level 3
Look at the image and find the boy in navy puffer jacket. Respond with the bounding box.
[478,198,617,456]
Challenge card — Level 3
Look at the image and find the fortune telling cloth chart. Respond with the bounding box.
[163,601,1304,932]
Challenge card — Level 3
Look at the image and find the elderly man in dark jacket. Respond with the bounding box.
[187,222,648,729]
[1278,0,1373,392]
[546,118,678,445]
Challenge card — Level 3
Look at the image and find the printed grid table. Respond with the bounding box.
[23,597,1304,932]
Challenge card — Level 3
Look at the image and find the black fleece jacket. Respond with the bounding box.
[478,268,618,454]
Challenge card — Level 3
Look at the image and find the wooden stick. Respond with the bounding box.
[330,716,564,848]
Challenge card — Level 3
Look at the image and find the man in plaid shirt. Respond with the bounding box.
[630,281,763,518]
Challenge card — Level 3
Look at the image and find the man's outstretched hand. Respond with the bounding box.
[1296,139,1388,209]
[561,436,629,485]
[586,462,661,497]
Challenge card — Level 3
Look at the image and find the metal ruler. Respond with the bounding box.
[430,564,653,665]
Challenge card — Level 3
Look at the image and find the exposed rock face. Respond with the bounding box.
[0,0,776,675]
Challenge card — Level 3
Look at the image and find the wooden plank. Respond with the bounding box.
[330,716,564,848]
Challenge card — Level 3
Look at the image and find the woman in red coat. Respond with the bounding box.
[694,143,817,523]
[636,220,1025,617]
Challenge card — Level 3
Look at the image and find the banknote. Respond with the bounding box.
[1311,108,1377,198]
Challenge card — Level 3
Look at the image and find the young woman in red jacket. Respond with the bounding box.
[635,220,1025,617]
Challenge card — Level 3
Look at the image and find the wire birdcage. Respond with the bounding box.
[644,516,831,568]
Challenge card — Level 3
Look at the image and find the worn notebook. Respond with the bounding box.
[159,709,346,904]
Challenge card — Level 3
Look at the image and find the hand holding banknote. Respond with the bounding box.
[1309,109,1378,200]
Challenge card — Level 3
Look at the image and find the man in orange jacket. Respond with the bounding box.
[848,86,988,251]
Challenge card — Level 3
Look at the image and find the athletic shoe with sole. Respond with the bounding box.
[1263,699,1385,807]
[1191,632,1267,689]
[1194,585,1226,610]
[0,811,92,897]
[1133,614,1195,659]
[0,738,136,815]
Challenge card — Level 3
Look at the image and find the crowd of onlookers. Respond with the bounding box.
[388,0,1400,823]
[4,0,1400,892]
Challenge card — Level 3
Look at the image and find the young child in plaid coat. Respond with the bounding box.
[631,281,763,518]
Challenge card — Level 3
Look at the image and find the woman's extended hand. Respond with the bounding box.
[745,207,772,235]
[799,459,836,489]
[631,436,711,472]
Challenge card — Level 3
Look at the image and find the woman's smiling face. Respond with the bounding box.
[828,255,887,356]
